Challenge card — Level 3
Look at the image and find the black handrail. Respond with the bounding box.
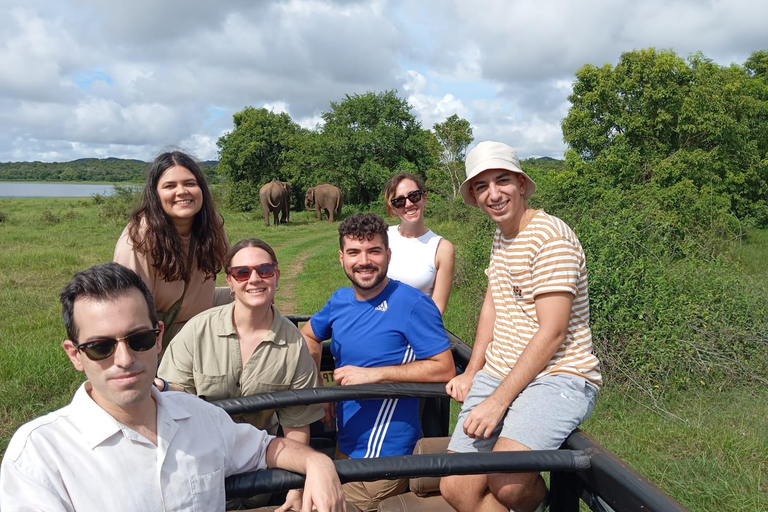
[226,450,592,498]
[212,382,449,414]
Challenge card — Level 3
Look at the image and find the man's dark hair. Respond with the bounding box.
[338,213,389,249]
[59,263,158,342]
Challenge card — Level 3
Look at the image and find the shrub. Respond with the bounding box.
[98,185,140,224]
[41,209,61,224]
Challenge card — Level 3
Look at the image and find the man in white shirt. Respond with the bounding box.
[0,262,345,512]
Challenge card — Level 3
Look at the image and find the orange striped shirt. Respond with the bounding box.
[483,211,602,388]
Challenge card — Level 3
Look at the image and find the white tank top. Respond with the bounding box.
[387,225,443,296]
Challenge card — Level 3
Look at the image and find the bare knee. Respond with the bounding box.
[488,473,543,512]
[440,474,482,512]
[439,475,462,503]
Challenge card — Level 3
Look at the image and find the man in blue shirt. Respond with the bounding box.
[302,212,455,511]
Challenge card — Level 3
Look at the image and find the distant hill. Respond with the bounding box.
[0,158,220,183]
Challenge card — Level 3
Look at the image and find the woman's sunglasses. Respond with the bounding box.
[75,328,161,361]
[390,189,425,209]
[227,262,279,282]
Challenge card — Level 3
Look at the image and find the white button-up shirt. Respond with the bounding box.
[0,383,274,511]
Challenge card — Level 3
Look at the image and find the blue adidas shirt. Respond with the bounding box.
[310,279,450,458]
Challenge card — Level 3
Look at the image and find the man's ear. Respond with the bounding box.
[63,340,84,372]
[339,249,344,267]
[518,174,527,196]
[387,247,392,264]
[156,321,165,352]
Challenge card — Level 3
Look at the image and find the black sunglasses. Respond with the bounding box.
[390,189,425,209]
[227,262,279,282]
[75,328,160,361]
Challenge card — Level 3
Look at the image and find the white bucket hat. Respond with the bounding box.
[460,141,537,207]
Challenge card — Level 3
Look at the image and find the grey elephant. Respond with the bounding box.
[259,179,291,227]
[305,184,343,222]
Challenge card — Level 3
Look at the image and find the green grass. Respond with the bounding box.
[1,197,766,511]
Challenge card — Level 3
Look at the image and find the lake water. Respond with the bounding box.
[0,182,127,198]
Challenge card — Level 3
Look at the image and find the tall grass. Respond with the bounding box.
[1,195,766,511]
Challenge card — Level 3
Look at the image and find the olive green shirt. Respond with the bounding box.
[158,303,324,432]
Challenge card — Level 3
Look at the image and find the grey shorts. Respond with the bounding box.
[448,370,598,452]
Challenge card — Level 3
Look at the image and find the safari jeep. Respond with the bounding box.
[215,316,689,512]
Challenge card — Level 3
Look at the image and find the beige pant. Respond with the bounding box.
[336,451,408,512]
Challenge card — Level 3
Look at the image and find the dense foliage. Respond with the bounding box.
[217,90,447,210]
[562,48,768,226]
[216,108,303,211]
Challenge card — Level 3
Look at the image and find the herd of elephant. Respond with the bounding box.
[259,180,343,227]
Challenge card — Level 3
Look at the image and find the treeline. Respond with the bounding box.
[0,158,220,184]
[217,91,481,210]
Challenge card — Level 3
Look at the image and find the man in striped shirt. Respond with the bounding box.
[441,141,601,512]
[302,213,455,511]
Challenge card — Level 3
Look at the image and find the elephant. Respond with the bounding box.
[259,179,291,227]
[305,184,343,222]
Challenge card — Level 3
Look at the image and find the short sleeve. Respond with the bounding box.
[157,323,198,394]
[531,237,582,298]
[404,296,450,359]
[211,402,274,476]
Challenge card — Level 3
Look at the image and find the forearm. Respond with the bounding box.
[490,328,565,407]
[359,350,454,383]
[265,437,331,473]
[283,425,311,445]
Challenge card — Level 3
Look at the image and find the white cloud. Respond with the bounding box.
[0,0,764,162]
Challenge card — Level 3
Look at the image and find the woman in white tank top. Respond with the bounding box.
[384,173,455,315]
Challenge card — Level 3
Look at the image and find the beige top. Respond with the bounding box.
[484,211,602,388]
[114,222,215,324]
[158,302,324,431]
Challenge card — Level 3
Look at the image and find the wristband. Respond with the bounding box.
[157,377,169,392]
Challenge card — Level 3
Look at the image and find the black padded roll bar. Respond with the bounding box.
[225,450,592,498]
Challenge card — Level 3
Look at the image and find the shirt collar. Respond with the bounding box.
[69,382,192,449]
[219,302,286,346]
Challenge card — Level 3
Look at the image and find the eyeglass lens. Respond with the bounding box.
[228,263,278,282]
[391,190,424,208]
[78,329,159,361]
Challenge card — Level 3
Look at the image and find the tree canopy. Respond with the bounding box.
[562,48,768,225]
[218,91,437,209]
[216,107,302,210]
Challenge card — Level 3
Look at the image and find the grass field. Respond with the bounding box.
[0,196,766,511]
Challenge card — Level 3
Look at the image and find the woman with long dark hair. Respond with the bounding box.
[114,151,229,346]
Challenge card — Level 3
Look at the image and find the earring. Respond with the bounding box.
[229,288,234,298]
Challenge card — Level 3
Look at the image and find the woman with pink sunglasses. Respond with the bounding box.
[383,173,455,315]
[158,238,323,508]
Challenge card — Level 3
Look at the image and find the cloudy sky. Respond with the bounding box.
[1,0,765,163]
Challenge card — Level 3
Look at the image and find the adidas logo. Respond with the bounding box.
[374,300,388,312]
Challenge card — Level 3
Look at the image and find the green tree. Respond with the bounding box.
[432,114,473,198]
[562,48,768,225]
[317,90,434,204]
[217,107,302,211]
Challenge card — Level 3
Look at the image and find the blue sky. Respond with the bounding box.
[0,0,765,163]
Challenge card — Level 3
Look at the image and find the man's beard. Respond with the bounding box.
[344,264,387,292]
